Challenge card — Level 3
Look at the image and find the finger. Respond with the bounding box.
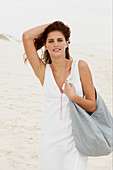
[71,83,74,87]
[65,80,68,84]
[71,84,75,89]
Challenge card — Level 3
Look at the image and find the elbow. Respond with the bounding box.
[91,102,97,112]
[22,31,33,41]
[22,32,29,40]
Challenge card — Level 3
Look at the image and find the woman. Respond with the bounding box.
[22,21,96,170]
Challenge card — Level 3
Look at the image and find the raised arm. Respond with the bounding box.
[22,23,50,86]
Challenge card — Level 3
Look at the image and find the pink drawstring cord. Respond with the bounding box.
[51,62,67,120]
[60,89,64,120]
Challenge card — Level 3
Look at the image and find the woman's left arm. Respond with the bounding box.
[64,60,96,112]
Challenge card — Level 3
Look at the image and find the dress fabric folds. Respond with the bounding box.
[38,59,88,170]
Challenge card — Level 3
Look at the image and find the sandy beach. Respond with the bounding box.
[0,36,112,170]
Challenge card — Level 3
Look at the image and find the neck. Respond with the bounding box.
[51,58,68,72]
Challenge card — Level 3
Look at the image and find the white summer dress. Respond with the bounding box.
[38,59,88,170]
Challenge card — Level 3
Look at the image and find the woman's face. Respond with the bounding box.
[45,31,68,59]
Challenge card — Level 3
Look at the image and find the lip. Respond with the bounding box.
[53,48,61,52]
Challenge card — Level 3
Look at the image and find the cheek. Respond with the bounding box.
[62,42,67,48]
[46,44,52,51]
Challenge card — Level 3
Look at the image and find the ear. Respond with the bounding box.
[66,42,68,48]
[66,41,69,48]
[44,44,47,50]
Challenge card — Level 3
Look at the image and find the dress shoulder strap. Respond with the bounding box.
[69,58,84,98]
[69,58,81,81]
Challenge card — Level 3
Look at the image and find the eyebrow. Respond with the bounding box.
[48,38,63,40]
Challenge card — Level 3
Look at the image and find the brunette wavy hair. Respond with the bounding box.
[23,21,72,64]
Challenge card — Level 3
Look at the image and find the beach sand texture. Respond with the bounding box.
[0,38,112,170]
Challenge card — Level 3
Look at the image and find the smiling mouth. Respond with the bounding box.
[53,49,61,52]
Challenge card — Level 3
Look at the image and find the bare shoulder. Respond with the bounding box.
[78,59,95,101]
[78,59,89,71]
[78,59,92,84]
[78,59,91,80]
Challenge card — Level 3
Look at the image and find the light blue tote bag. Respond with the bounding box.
[69,60,113,157]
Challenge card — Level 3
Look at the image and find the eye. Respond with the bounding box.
[48,40,53,43]
[58,39,63,42]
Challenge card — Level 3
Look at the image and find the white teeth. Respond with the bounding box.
[53,49,60,51]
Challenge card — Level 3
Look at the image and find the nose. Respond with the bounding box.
[53,40,58,47]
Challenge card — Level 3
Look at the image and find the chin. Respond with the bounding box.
[53,54,62,59]
[52,52,64,58]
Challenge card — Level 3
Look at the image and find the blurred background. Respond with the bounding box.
[0,0,112,170]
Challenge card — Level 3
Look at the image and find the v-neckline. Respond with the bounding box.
[50,60,74,93]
